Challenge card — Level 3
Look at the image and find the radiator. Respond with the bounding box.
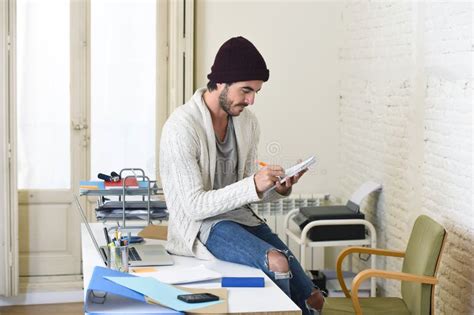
[253,194,325,214]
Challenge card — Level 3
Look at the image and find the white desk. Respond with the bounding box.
[82,223,301,314]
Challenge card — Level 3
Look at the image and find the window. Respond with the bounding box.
[90,0,157,179]
[17,0,70,189]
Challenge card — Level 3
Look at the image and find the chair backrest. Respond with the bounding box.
[401,215,446,315]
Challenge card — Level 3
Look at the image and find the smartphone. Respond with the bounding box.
[177,293,219,303]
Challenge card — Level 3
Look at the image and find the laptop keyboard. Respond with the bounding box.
[128,247,142,261]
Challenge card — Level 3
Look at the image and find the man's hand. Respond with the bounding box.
[253,161,308,196]
[274,168,307,195]
[254,165,285,195]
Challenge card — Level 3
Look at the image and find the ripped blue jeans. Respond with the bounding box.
[205,221,315,315]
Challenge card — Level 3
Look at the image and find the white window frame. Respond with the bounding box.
[80,0,193,182]
[167,0,194,113]
[158,0,194,179]
[0,0,19,297]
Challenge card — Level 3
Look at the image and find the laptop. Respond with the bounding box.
[74,195,174,267]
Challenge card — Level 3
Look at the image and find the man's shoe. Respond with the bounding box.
[306,288,325,313]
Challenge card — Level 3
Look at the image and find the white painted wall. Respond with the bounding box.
[338,1,473,314]
[194,0,343,195]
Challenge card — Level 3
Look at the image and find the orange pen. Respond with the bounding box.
[257,161,268,167]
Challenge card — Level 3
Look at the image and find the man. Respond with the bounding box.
[159,36,324,314]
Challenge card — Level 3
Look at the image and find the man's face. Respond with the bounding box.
[217,81,263,116]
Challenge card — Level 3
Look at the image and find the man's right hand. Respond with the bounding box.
[254,165,285,195]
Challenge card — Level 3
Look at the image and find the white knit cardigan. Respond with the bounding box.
[159,88,285,259]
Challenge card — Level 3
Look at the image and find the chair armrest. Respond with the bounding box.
[336,247,405,298]
[350,269,438,315]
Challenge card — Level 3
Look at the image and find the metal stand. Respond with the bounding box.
[284,209,377,297]
[80,168,165,230]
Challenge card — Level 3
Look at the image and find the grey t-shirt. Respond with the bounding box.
[198,117,263,244]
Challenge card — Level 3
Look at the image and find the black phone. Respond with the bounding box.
[177,293,219,303]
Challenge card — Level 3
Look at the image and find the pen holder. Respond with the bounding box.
[109,245,129,273]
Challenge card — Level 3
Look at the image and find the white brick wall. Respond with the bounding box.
[338,1,473,314]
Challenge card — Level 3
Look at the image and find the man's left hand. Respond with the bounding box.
[275,167,307,196]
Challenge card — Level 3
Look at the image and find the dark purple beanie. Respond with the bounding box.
[207,36,269,83]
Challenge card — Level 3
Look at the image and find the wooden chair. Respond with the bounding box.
[322,215,447,315]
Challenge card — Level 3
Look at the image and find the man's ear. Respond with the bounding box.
[216,83,225,91]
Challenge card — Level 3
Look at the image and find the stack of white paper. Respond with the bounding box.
[133,264,222,285]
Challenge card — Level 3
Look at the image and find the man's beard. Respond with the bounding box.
[218,84,233,116]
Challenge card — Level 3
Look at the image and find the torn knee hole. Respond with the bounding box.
[266,249,290,274]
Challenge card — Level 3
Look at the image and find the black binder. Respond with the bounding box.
[292,201,366,241]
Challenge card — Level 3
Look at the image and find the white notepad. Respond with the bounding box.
[279,155,316,184]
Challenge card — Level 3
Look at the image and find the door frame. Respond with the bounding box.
[4,0,193,293]
[15,0,84,277]
[0,0,19,297]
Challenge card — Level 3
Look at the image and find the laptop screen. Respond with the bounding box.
[73,195,109,266]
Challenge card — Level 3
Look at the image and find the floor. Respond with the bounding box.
[0,303,83,315]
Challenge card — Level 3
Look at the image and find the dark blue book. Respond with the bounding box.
[221,277,265,287]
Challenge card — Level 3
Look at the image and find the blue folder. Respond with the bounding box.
[85,266,182,314]
[87,266,146,303]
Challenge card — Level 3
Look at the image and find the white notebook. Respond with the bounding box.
[279,155,316,184]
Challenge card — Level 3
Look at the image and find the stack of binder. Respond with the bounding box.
[95,200,168,221]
